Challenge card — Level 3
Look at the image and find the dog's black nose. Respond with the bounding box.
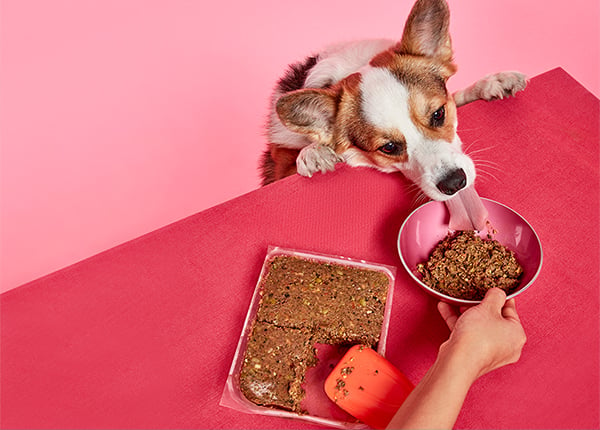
[436,168,467,195]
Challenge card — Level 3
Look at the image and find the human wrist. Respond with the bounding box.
[437,338,482,386]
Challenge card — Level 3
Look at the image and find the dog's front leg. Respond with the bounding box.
[453,71,528,107]
[296,142,343,177]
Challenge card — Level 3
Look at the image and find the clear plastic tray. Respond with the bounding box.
[220,246,397,428]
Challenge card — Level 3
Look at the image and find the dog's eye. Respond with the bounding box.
[378,141,404,156]
[430,106,446,127]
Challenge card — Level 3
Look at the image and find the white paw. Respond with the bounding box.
[296,143,342,177]
[475,71,528,101]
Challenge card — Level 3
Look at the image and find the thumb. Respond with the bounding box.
[480,288,507,313]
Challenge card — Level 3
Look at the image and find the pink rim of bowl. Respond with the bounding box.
[397,198,543,305]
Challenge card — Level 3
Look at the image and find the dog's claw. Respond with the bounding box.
[297,143,342,178]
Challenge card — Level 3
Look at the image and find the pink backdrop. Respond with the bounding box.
[1,0,599,292]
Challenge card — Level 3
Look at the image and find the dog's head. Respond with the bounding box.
[276,0,474,201]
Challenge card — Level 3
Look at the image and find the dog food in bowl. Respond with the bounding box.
[416,230,523,301]
[397,198,543,306]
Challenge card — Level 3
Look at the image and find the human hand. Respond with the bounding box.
[437,288,527,381]
[385,288,526,429]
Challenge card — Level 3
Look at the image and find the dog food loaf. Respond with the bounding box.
[239,255,391,412]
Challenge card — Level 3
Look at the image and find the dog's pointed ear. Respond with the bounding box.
[396,0,453,63]
[276,88,338,144]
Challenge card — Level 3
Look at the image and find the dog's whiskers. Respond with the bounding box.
[463,139,483,153]
[465,141,497,156]
[467,147,497,158]
[473,157,500,167]
[466,142,504,185]
[473,159,502,172]
[456,126,483,133]
[477,171,502,185]
[404,179,430,209]
[413,192,430,208]
[475,162,503,184]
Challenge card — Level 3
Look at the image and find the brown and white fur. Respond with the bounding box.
[260,0,526,201]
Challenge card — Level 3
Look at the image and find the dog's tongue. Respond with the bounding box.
[444,186,488,231]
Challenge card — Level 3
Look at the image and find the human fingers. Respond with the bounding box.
[480,288,507,313]
[437,301,459,331]
[501,298,521,322]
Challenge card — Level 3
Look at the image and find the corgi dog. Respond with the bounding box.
[260,0,526,210]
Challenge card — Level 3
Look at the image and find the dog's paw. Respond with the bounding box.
[474,71,528,101]
[297,143,342,177]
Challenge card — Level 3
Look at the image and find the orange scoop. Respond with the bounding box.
[324,345,414,429]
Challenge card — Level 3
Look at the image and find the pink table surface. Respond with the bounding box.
[2,68,598,429]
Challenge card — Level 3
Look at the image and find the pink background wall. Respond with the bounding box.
[1,0,599,293]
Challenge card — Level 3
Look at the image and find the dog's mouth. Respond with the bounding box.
[411,168,489,231]
[444,185,489,231]
[421,170,489,231]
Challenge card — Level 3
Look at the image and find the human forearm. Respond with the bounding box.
[386,341,477,429]
[387,289,526,429]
